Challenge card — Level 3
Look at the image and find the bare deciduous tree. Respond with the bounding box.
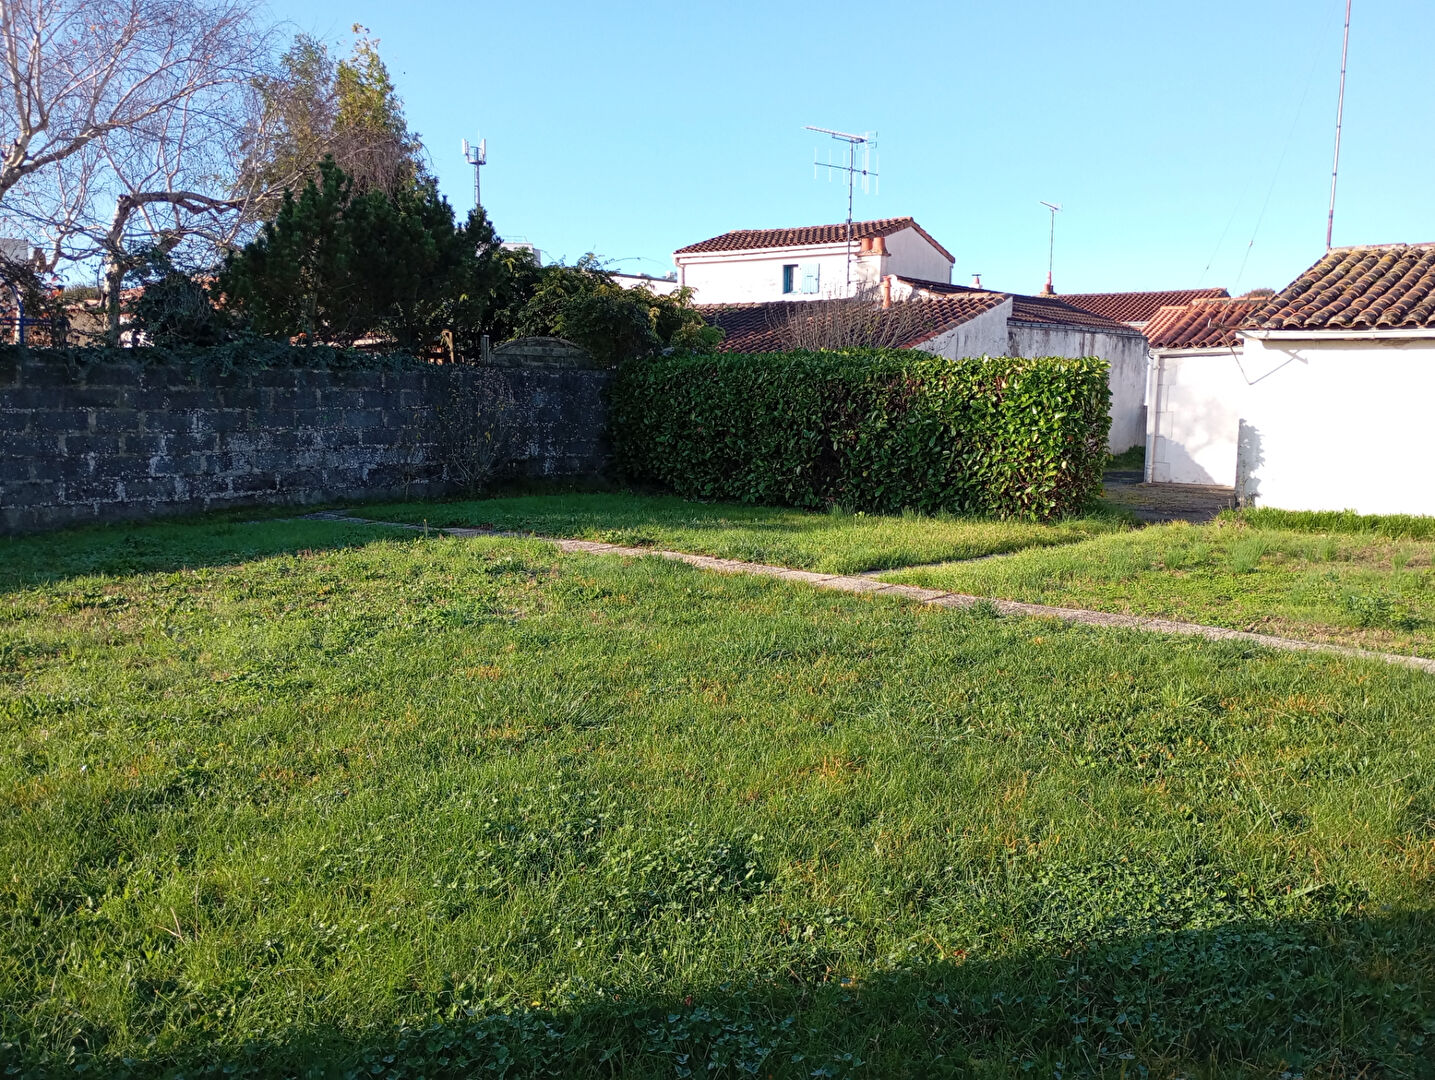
[769,284,947,351]
[0,0,276,338]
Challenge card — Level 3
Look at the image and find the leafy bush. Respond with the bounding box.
[514,258,722,366]
[611,349,1111,520]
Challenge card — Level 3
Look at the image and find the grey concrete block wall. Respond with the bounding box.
[0,340,610,534]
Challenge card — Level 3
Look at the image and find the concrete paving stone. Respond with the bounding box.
[816,576,895,594]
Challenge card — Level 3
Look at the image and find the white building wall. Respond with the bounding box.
[678,247,856,304]
[1008,324,1148,453]
[610,273,681,295]
[1231,333,1435,515]
[918,299,1013,360]
[881,226,954,284]
[1145,350,1245,486]
[675,228,953,304]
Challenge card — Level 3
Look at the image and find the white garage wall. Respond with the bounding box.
[1236,333,1435,515]
[1146,350,1245,486]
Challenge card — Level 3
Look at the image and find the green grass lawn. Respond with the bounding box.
[880,521,1435,658]
[3,514,1435,1077]
[359,492,1126,575]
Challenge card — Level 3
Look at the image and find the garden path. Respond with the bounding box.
[305,511,1435,676]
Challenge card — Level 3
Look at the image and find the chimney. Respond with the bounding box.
[970,273,982,288]
[858,236,873,254]
[880,276,892,309]
[1040,271,1055,297]
[872,234,887,256]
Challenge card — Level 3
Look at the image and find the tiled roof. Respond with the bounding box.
[1060,288,1229,325]
[1008,293,1140,333]
[675,217,954,262]
[700,293,1007,354]
[892,276,989,296]
[1145,296,1265,350]
[897,276,1139,333]
[1249,244,1435,330]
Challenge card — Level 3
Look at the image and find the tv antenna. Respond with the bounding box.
[806,125,878,293]
[1040,200,1062,295]
[1325,0,1352,250]
[462,136,487,212]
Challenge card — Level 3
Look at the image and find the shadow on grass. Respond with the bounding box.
[0,515,419,594]
[1,490,1134,592]
[10,911,1431,1079]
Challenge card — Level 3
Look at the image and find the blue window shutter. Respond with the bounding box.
[782,265,796,293]
[800,263,820,294]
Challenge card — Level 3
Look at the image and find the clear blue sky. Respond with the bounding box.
[266,0,1433,296]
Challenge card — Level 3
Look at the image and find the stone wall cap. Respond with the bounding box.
[487,336,605,369]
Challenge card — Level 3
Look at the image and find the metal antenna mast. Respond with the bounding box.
[805,126,878,294]
[462,136,487,212]
[1040,201,1062,295]
[1325,0,1352,250]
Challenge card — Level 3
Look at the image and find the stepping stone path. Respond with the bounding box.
[305,511,1435,676]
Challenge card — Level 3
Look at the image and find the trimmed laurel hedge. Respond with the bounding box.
[611,349,1112,520]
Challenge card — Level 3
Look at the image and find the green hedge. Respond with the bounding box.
[611,349,1111,520]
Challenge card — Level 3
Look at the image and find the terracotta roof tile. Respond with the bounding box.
[898,276,1141,333]
[1250,244,1435,330]
[1007,293,1141,333]
[699,293,1007,354]
[676,217,954,262]
[1144,296,1265,349]
[1060,288,1229,325]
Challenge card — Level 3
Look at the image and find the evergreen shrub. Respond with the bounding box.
[611,349,1111,520]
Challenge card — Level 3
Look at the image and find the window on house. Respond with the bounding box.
[800,263,820,294]
[782,264,797,294]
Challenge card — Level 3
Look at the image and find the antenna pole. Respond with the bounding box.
[846,139,855,292]
[1325,0,1352,251]
[805,126,878,297]
[1040,200,1062,295]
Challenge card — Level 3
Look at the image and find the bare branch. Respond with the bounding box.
[769,285,947,351]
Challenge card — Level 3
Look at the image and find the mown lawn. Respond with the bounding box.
[2,514,1434,1078]
[360,492,1125,575]
[880,521,1435,658]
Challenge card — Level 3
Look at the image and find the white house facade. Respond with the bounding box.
[673,218,954,304]
[1144,244,1435,515]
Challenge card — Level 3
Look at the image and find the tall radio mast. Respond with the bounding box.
[462,136,487,212]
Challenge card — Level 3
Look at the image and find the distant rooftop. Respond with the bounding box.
[896,277,1137,334]
[675,217,954,262]
[1145,296,1265,350]
[1061,288,1229,325]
